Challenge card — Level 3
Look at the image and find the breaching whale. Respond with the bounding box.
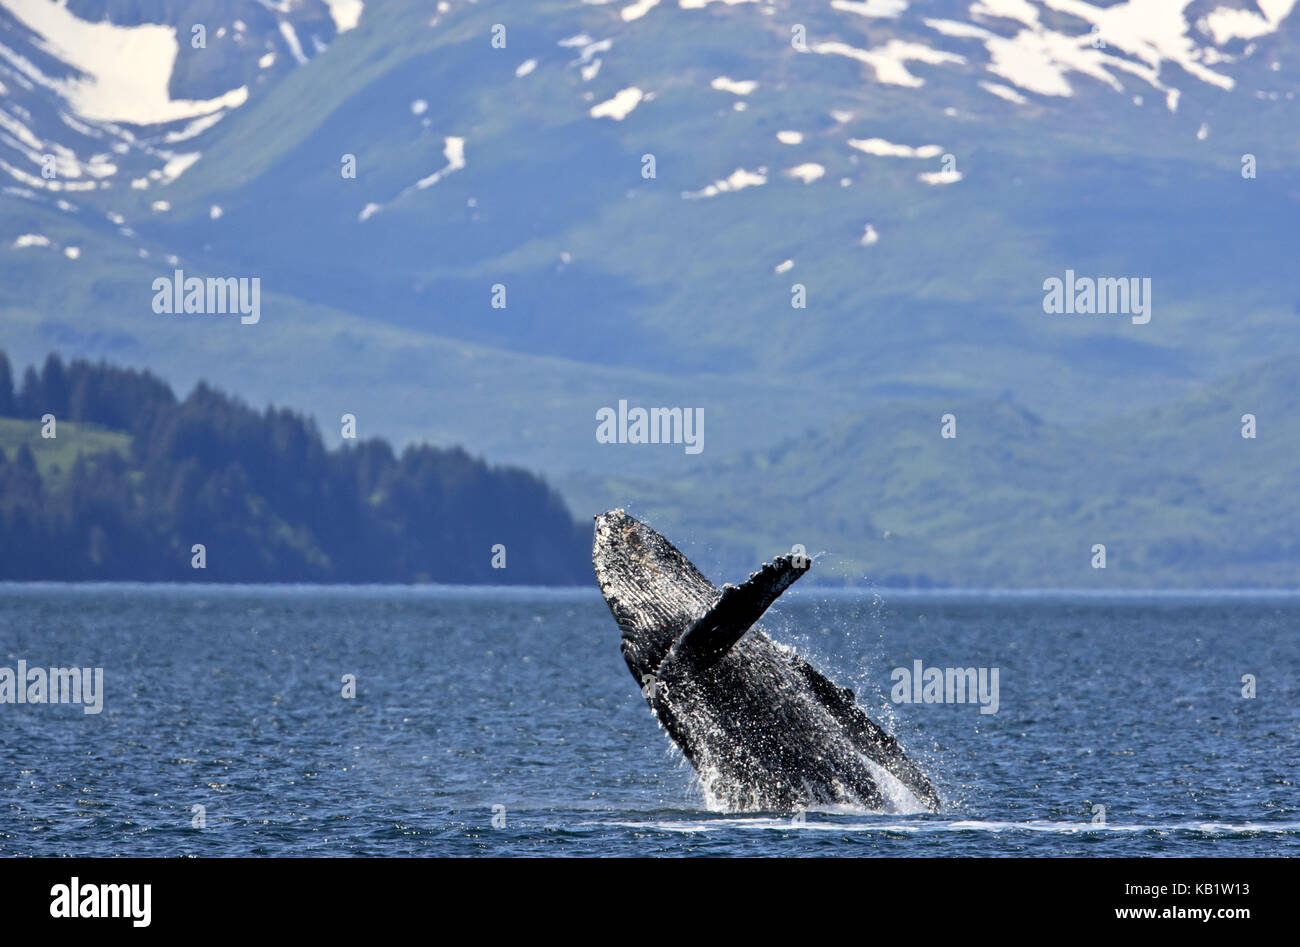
[593,509,940,813]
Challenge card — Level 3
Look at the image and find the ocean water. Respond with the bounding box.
[0,584,1296,857]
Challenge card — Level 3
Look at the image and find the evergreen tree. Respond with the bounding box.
[40,354,69,418]
[18,366,39,417]
[0,352,13,416]
[0,349,589,584]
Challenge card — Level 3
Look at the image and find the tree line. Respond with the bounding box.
[0,351,590,583]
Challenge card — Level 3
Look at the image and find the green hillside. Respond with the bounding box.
[559,355,1300,588]
[0,417,132,490]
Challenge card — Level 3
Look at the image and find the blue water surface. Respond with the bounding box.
[1,585,1295,856]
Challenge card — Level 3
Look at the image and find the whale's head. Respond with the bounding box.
[592,509,719,683]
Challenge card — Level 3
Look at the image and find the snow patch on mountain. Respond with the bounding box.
[323,0,365,33]
[591,87,644,119]
[278,21,309,65]
[358,136,466,221]
[622,0,661,20]
[833,1,909,19]
[680,0,757,9]
[1,0,248,124]
[682,166,766,198]
[811,40,966,87]
[711,76,757,95]
[159,152,200,185]
[785,163,825,183]
[848,137,943,158]
[941,0,1278,110]
[979,80,1029,103]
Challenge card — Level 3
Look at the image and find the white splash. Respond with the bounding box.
[588,818,1300,835]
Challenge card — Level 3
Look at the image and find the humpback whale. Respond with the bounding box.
[593,509,940,813]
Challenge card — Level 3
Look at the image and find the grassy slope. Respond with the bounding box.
[558,355,1300,588]
[0,417,132,488]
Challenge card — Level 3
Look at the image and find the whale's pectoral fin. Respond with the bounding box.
[663,555,810,673]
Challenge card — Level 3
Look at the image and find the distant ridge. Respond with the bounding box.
[562,355,1300,589]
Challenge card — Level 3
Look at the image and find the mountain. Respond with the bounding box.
[0,349,589,583]
[559,353,1300,588]
[0,0,1296,584]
